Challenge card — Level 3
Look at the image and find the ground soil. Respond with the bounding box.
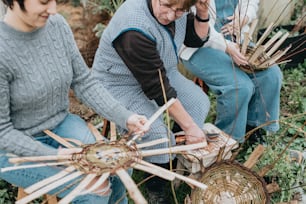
[57,3,110,122]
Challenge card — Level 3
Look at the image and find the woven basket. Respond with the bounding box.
[191,161,270,204]
[239,46,270,74]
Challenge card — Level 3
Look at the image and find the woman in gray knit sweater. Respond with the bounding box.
[0,0,149,203]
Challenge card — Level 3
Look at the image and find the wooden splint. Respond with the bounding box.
[176,123,238,174]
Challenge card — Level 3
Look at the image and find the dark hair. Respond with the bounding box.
[2,0,26,11]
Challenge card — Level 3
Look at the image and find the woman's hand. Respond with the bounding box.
[195,0,210,15]
[226,41,248,66]
[126,114,149,136]
[221,15,249,37]
[184,123,208,146]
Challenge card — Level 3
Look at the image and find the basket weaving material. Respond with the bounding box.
[191,161,269,204]
[239,46,270,73]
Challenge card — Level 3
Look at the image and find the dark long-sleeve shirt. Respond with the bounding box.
[113,1,207,106]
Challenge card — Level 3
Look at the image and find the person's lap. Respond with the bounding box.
[0,113,128,204]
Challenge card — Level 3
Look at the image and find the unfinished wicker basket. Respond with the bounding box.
[191,160,270,204]
[238,20,291,74]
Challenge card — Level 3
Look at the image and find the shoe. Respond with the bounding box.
[246,125,265,145]
[144,161,176,204]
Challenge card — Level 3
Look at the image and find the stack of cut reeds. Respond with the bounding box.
[239,20,291,73]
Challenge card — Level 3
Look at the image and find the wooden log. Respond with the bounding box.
[25,166,76,194]
[58,174,97,204]
[243,144,265,169]
[116,168,148,204]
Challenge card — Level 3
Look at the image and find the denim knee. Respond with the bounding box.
[235,81,254,101]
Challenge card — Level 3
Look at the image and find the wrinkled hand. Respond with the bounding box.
[126,114,149,136]
[226,41,248,66]
[221,15,249,37]
[184,124,207,146]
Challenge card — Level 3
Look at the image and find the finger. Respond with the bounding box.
[227,15,234,20]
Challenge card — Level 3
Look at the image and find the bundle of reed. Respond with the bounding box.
[239,20,292,73]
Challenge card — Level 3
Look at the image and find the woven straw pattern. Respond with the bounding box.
[191,161,269,204]
[239,46,270,73]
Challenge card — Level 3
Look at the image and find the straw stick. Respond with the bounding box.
[260,45,291,68]
[58,174,97,204]
[244,145,265,169]
[16,171,83,204]
[110,122,117,142]
[133,163,175,181]
[144,98,176,130]
[87,123,105,141]
[136,138,169,149]
[9,154,74,164]
[0,161,72,173]
[255,22,274,47]
[62,138,83,146]
[263,30,283,50]
[248,19,258,40]
[126,98,176,146]
[137,160,208,190]
[80,172,110,194]
[248,45,265,64]
[241,32,250,55]
[116,168,147,204]
[140,142,206,157]
[25,166,76,194]
[266,32,289,56]
[44,130,75,148]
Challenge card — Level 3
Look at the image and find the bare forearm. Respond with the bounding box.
[168,100,207,145]
[168,100,197,131]
[194,0,210,39]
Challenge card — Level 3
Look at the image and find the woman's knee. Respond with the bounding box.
[54,114,96,144]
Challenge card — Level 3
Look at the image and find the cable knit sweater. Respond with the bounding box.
[0,14,133,156]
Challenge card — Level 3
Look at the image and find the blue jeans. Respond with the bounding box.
[182,48,282,142]
[0,114,128,204]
